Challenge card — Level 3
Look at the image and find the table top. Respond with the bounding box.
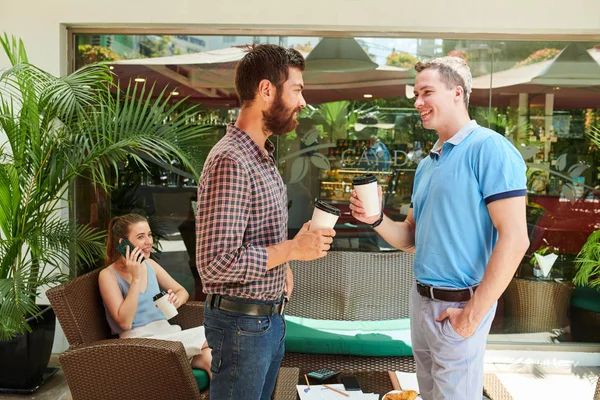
[300,370,397,399]
[289,369,512,400]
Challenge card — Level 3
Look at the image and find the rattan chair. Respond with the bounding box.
[46,268,293,400]
[46,268,208,400]
[285,251,415,321]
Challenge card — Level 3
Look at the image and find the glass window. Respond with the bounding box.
[72,33,600,346]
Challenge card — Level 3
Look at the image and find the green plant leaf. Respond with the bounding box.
[0,33,214,339]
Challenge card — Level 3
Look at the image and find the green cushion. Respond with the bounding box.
[284,315,413,357]
[192,368,210,391]
[570,286,600,313]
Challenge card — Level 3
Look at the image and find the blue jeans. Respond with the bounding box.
[203,300,286,400]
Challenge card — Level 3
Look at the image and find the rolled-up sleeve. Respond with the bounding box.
[196,156,268,285]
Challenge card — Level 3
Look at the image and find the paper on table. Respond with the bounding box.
[297,384,378,399]
[394,372,420,392]
[534,253,558,278]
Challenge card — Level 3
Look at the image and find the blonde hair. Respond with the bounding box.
[414,56,472,108]
[106,214,148,265]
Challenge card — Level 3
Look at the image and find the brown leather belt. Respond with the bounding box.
[416,282,478,302]
[206,294,286,316]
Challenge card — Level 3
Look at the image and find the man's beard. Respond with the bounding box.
[263,93,299,136]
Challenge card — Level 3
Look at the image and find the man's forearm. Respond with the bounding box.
[464,234,529,323]
[374,215,416,253]
[266,241,293,270]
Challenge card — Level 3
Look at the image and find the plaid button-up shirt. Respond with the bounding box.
[196,125,288,301]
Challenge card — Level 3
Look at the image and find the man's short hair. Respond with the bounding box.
[235,44,305,107]
[414,56,472,108]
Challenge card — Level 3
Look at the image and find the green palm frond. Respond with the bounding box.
[0,33,214,339]
[574,230,600,289]
[0,276,38,339]
[587,125,600,150]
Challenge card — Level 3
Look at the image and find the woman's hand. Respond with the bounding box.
[167,288,182,308]
[124,244,145,282]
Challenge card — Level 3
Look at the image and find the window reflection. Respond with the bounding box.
[73,34,600,345]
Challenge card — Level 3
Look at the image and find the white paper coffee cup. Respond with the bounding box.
[353,174,380,217]
[153,291,178,320]
[310,200,341,230]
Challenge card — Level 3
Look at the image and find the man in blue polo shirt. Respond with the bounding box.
[350,57,529,400]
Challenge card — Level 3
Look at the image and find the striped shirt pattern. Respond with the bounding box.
[196,124,288,301]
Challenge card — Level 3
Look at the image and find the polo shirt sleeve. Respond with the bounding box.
[196,155,268,285]
[475,134,527,205]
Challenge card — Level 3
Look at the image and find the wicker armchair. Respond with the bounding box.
[46,268,209,400]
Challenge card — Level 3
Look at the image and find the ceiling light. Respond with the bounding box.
[363,94,373,98]
[109,66,114,70]
[134,78,146,83]
[171,91,179,96]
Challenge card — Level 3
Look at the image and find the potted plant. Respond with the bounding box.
[0,34,211,392]
[570,229,600,342]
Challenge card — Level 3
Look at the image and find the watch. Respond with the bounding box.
[369,213,384,228]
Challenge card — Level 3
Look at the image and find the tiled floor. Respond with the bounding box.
[2,356,597,400]
[485,364,600,400]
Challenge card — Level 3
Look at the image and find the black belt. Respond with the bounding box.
[206,294,286,316]
[416,282,478,302]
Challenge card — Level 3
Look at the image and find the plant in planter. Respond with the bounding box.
[529,241,560,280]
[0,34,211,391]
[570,229,600,342]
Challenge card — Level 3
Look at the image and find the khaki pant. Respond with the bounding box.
[410,284,496,400]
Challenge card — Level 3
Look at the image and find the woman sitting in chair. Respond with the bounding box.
[99,213,211,376]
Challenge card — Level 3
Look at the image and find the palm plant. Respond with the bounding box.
[570,123,600,289]
[574,229,600,289]
[0,34,213,340]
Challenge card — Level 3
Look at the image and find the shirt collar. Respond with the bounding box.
[430,120,479,156]
[227,124,275,162]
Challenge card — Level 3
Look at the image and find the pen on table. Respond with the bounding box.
[322,383,349,397]
[304,374,310,388]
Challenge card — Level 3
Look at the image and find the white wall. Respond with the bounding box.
[1,0,600,75]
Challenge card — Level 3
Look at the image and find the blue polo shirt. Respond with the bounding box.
[411,120,526,288]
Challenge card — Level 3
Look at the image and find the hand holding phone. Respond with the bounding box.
[116,238,145,280]
[116,238,144,261]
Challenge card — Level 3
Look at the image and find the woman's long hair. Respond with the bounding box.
[106,214,148,266]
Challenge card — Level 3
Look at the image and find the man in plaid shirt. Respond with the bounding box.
[196,44,336,400]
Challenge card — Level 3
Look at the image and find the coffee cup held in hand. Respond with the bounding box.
[310,200,341,230]
[352,174,380,218]
[153,290,178,319]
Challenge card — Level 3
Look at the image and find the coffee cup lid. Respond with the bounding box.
[153,290,167,302]
[315,200,341,216]
[352,174,377,186]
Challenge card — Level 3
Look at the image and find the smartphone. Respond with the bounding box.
[116,238,144,261]
[341,375,361,391]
